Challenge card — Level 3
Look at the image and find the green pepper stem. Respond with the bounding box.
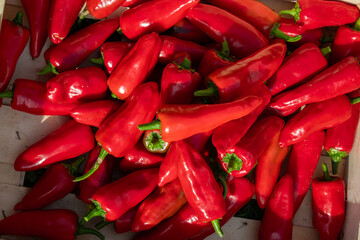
[211,219,224,238]
[13,12,24,26]
[270,22,302,42]
[215,40,235,62]
[144,130,167,152]
[138,119,161,131]
[175,57,192,71]
[322,163,331,181]
[63,155,86,177]
[83,200,107,222]
[38,61,59,75]
[76,224,105,240]
[222,153,243,174]
[327,148,348,175]
[0,90,14,99]
[320,46,331,56]
[218,175,228,199]
[73,148,109,182]
[279,2,301,22]
[90,57,104,66]
[353,17,360,31]
[351,97,360,105]
[194,87,216,97]
[95,220,112,230]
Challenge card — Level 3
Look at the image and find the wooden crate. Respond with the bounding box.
[0,0,359,239]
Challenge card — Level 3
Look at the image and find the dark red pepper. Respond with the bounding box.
[114,206,138,233]
[166,19,212,44]
[87,0,126,19]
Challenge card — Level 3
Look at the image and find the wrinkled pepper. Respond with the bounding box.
[86,0,126,19]
[166,19,212,44]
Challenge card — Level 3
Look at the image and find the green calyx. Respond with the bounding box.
[351,97,360,105]
[38,61,59,75]
[193,81,219,98]
[320,46,332,56]
[175,57,194,72]
[138,119,161,131]
[222,153,243,174]
[215,41,235,62]
[0,90,14,99]
[83,200,107,223]
[270,22,302,42]
[327,148,348,175]
[211,219,224,238]
[279,2,301,22]
[62,155,86,177]
[145,131,166,152]
[13,11,24,26]
[352,17,360,31]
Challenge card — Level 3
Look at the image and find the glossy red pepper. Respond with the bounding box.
[268,56,360,117]
[143,129,170,153]
[286,130,325,214]
[119,0,200,40]
[324,102,360,174]
[0,209,104,240]
[194,42,286,103]
[185,3,268,59]
[258,174,294,240]
[121,0,151,8]
[0,12,29,93]
[132,179,187,232]
[48,0,86,44]
[14,119,95,171]
[279,95,352,147]
[0,79,80,115]
[87,0,126,19]
[267,42,328,96]
[280,0,359,30]
[218,116,285,178]
[312,164,345,240]
[108,32,162,100]
[114,206,138,233]
[166,19,212,44]
[21,0,49,58]
[70,99,121,127]
[84,168,159,222]
[14,156,85,210]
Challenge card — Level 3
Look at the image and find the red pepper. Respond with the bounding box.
[46,67,108,104]
[87,0,126,19]
[14,119,95,171]
[133,177,255,240]
[255,131,290,209]
[194,42,286,103]
[266,42,328,96]
[143,129,170,153]
[279,95,352,147]
[0,209,104,240]
[84,168,159,222]
[48,0,86,44]
[121,0,151,8]
[166,19,212,44]
[14,156,85,210]
[0,79,80,115]
[132,179,187,232]
[41,17,119,73]
[76,145,116,204]
[21,0,49,58]
[218,116,285,178]
[258,174,294,240]
[268,56,360,117]
[324,102,360,174]
[286,130,325,214]
[312,164,345,240]
[0,12,29,93]
[114,206,138,233]
[185,3,268,59]
[107,32,162,100]
[70,99,121,127]
[119,0,200,40]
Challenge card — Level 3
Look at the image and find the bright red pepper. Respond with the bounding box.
[194,42,286,103]
[268,56,360,117]
[258,174,294,240]
[143,129,170,153]
[114,206,138,233]
[87,0,126,19]
[286,130,325,214]
[121,0,151,8]
[166,19,212,44]
[14,119,95,171]
[48,0,86,44]
[312,164,345,240]
[14,156,85,210]
[218,116,285,178]
[0,79,80,115]
[84,168,159,222]
[119,0,200,40]
[266,42,328,96]
[107,32,162,100]
[185,3,268,59]
[21,0,49,58]
[0,209,104,240]
[279,95,352,147]
[0,12,29,93]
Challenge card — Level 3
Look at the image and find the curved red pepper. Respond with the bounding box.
[48,0,86,44]
[122,0,151,8]
[166,19,212,44]
[218,116,285,178]
[21,0,49,58]
[267,42,328,96]
[14,119,95,171]
[87,0,126,19]
[312,164,345,240]
[185,3,268,59]
[108,32,162,100]
[120,0,200,40]
[258,174,294,240]
[0,12,29,93]
[279,95,352,147]
[268,56,360,117]
[286,130,325,214]
[114,206,138,233]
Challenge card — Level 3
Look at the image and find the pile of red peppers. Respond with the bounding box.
[0,0,359,239]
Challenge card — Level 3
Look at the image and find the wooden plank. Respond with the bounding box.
[0,163,22,186]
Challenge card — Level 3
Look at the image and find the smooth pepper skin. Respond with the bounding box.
[21,0,49,58]
[107,32,162,100]
[167,19,212,44]
[185,3,268,60]
[14,119,95,171]
[258,174,294,240]
[268,56,360,116]
[99,41,134,74]
[114,206,138,234]
[157,143,179,187]
[46,67,108,104]
[48,0,86,44]
[330,25,360,64]
[286,130,325,214]
[279,95,352,147]
[96,82,161,158]
[121,0,151,8]
[87,0,126,19]
[120,0,200,40]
